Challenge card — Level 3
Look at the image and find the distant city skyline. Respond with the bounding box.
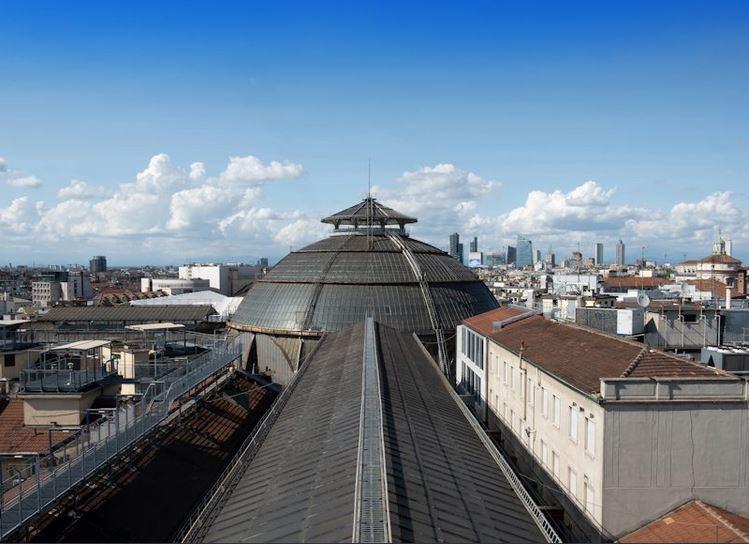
[1,1,748,264]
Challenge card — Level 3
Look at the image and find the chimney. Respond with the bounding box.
[726,286,732,309]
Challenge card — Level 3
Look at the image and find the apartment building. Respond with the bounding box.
[456,305,534,421]
[459,308,749,541]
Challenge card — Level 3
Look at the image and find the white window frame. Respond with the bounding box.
[552,451,560,478]
[569,406,578,443]
[542,388,550,419]
[584,482,595,514]
[540,440,549,466]
[585,417,596,457]
[553,395,561,428]
[568,467,578,498]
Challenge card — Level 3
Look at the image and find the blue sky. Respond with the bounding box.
[1,0,747,265]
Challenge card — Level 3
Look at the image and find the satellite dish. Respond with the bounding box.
[637,293,651,308]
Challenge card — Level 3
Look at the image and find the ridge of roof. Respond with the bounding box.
[698,501,749,542]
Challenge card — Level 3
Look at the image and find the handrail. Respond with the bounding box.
[386,233,448,374]
[0,341,240,541]
[176,333,327,544]
[412,333,562,543]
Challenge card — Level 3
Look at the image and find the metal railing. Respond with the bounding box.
[413,333,562,543]
[386,233,449,374]
[0,340,239,541]
[177,335,327,543]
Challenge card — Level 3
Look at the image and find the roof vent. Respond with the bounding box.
[492,321,503,330]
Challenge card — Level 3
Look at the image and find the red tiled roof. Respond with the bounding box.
[462,305,532,336]
[686,278,735,295]
[484,315,733,394]
[620,500,749,543]
[681,254,742,266]
[0,399,71,454]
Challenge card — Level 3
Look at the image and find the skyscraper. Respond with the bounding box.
[595,243,604,266]
[616,240,625,266]
[469,236,478,253]
[507,246,517,266]
[516,236,533,268]
[449,233,460,262]
[89,255,107,273]
[457,242,464,264]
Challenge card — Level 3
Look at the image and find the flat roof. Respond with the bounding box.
[37,305,215,322]
[49,340,112,351]
[0,319,31,327]
[125,322,185,331]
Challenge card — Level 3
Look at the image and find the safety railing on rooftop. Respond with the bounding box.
[176,334,326,544]
[0,338,240,541]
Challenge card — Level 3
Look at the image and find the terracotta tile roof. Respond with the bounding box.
[681,254,742,266]
[462,305,532,336]
[0,399,71,454]
[602,276,670,289]
[484,315,734,395]
[620,500,749,543]
[686,278,734,294]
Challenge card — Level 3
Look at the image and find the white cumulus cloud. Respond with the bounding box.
[57,179,111,200]
[7,175,42,188]
[188,162,206,181]
[218,155,303,185]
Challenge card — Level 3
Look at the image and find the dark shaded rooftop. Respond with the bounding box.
[36,305,216,323]
[204,321,547,543]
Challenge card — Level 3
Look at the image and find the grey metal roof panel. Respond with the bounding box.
[36,305,215,322]
[231,282,316,331]
[310,284,434,334]
[204,324,365,544]
[322,198,417,226]
[204,321,544,544]
[376,324,544,543]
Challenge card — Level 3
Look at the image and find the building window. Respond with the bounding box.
[503,403,508,421]
[541,440,549,466]
[528,383,534,406]
[553,395,561,428]
[542,388,550,418]
[4,354,15,368]
[569,406,578,442]
[552,451,560,477]
[584,482,595,514]
[510,366,516,392]
[510,409,515,430]
[585,418,596,457]
[568,467,578,497]
[504,362,509,385]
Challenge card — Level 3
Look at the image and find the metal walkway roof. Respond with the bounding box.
[200,321,555,543]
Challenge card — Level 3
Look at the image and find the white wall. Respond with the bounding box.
[486,341,605,529]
